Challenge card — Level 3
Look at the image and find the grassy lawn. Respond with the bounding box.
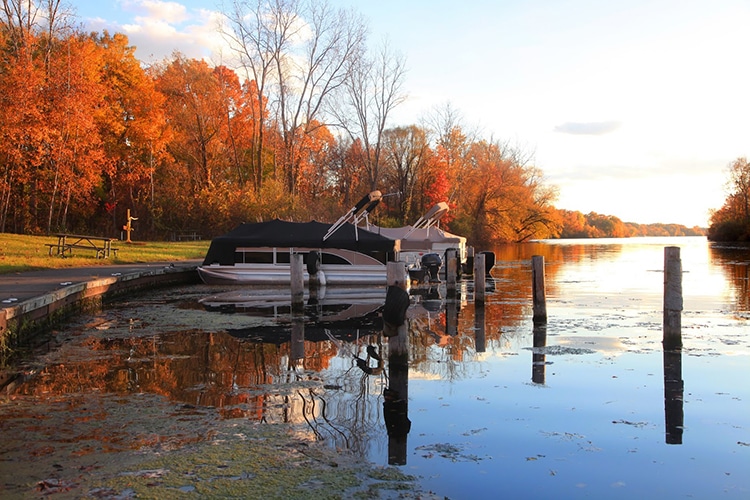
[0,233,210,275]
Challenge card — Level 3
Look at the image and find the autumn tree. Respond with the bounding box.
[452,139,559,245]
[94,32,169,235]
[222,0,283,192]
[223,0,367,201]
[708,157,750,241]
[0,25,45,232]
[43,32,107,233]
[0,0,110,234]
[295,119,337,201]
[332,40,407,193]
[381,125,430,223]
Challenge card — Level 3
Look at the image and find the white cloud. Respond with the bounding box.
[554,121,622,136]
[120,0,190,23]
[82,0,228,63]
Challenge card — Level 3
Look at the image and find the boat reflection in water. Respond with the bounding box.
[199,286,387,344]
[199,284,420,464]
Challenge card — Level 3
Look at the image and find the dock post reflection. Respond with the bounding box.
[446,297,458,337]
[385,315,410,465]
[290,314,305,370]
[663,346,684,444]
[475,303,486,353]
[532,324,547,384]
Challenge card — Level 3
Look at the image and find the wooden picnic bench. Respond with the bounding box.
[175,231,202,241]
[46,234,118,259]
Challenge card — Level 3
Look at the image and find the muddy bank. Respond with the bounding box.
[0,390,430,499]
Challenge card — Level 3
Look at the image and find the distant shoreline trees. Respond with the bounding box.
[556,210,705,238]
[707,157,750,242]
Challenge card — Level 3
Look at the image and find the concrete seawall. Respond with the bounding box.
[0,263,200,373]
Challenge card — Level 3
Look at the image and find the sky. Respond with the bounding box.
[73,0,750,228]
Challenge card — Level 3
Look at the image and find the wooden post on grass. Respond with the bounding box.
[532,255,547,324]
[663,246,683,350]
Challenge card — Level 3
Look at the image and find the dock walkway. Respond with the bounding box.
[0,261,202,371]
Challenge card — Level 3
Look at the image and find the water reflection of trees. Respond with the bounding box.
[14,331,339,419]
[708,243,750,311]
[295,338,387,458]
[12,326,389,460]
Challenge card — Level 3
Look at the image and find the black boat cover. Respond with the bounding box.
[202,219,399,266]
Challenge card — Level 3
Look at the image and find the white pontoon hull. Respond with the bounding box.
[197,263,389,286]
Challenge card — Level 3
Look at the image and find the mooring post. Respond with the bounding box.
[387,261,407,291]
[532,255,547,323]
[290,253,304,312]
[384,262,410,464]
[474,252,486,304]
[385,339,410,466]
[446,249,457,294]
[663,246,682,349]
[466,246,475,276]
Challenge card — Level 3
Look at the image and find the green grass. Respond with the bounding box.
[0,233,210,275]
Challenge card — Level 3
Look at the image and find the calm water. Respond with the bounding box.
[4,236,750,498]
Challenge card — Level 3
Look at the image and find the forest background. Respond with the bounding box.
[0,1,710,248]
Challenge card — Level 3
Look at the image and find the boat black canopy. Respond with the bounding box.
[202,219,400,266]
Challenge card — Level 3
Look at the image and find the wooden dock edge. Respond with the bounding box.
[0,265,200,381]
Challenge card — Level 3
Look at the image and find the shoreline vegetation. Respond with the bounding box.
[0,226,704,276]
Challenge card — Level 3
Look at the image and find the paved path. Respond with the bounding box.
[0,261,202,305]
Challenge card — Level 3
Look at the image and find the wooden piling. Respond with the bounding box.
[532,255,547,323]
[384,261,410,464]
[290,253,304,312]
[474,253,486,304]
[663,246,683,349]
[387,261,407,290]
[385,342,410,465]
[466,246,475,276]
[446,249,457,293]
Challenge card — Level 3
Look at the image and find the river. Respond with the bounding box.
[1,236,748,498]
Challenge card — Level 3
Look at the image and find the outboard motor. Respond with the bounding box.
[479,251,496,275]
[421,253,442,282]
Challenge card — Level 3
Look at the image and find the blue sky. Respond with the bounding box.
[73,0,750,227]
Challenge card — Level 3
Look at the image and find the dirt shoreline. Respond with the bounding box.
[0,390,434,499]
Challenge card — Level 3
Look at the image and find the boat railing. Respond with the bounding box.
[323,190,382,241]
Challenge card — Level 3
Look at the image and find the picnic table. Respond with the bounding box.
[46,234,118,259]
[175,231,202,241]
